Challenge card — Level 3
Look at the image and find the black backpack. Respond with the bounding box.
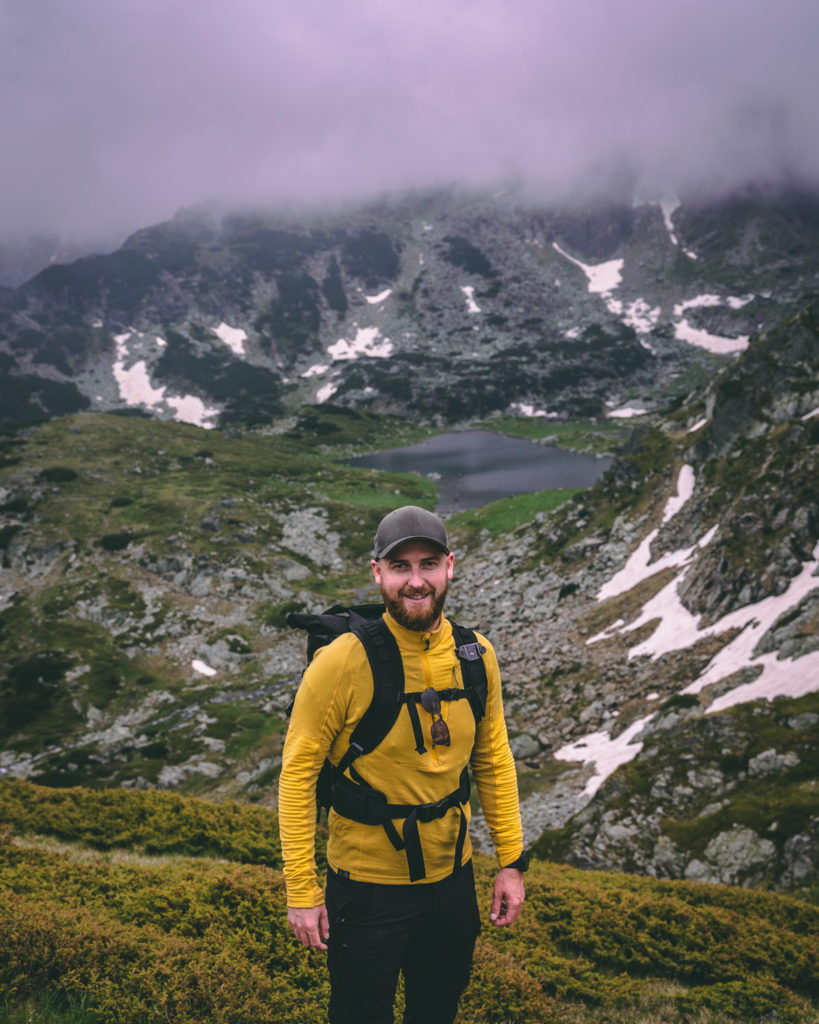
[286,603,489,880]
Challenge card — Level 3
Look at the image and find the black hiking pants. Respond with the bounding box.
[325,860,481,1024]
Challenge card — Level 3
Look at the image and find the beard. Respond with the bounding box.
[382,579,449,632]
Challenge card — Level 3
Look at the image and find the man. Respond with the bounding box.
[278,505,526,1024]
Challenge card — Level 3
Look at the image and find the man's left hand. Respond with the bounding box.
[489,867,525,926]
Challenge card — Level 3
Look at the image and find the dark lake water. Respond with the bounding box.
[345,430,612,512]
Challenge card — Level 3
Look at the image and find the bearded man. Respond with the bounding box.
[278,505,526,1024]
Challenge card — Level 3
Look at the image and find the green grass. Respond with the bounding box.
[1,990,100,1024]
[0,412,444,792]
[1,782,817,1024]
[481,418,630,455]
[0,780,283,865]
[205,702,288,762]
[448,488,580,546]
[0,411,436,566]
[285,403,435,452]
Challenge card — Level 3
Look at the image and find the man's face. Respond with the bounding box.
[371,539,454,632]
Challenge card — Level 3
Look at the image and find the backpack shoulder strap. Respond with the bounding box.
[450,622,488,724]
[337,617,404,774]
[287,603,384,661]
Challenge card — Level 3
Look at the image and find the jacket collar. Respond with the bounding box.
[383,609,451,650]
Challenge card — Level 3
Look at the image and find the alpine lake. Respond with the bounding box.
[344,429,612,512]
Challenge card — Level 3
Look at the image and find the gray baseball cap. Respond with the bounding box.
[373,505,449,560]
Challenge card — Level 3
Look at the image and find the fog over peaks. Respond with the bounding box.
[2,0,818,245]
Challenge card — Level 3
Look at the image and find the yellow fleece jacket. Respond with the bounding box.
[278,611,523,908]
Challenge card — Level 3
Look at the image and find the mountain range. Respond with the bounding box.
[0,185,817,897]
[3,184,819,429]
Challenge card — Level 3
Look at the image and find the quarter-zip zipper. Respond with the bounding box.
[420,633,439,763]
[420,633,432,686]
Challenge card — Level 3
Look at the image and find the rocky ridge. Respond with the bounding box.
[449,302,819,891]
[3,185,819,429]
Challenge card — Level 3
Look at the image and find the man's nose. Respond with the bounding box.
[409,565,425,587]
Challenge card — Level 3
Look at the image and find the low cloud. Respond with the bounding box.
[2,0,818,243]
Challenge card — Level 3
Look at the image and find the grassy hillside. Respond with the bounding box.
[2,782,817,1024]
[483,416,629,456]
[0,410,437,795]
[0,409,611,800]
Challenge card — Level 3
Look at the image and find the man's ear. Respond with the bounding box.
[371,558,382,584]
[446,552,454,580]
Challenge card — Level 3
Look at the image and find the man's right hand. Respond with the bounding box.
[288,904,330,951]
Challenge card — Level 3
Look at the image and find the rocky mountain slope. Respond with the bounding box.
[2,185,819,429]
[1,304,817,893]
[0,408,438,792]
[447,301,819,893]
[1,194,817,897]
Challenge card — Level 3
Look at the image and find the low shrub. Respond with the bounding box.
[1,785,817,1024]
[38,468,78,483]
[97,532,135,552]
[0,780,282,866]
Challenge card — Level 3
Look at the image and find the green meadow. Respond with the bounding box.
[1,781,817,1024]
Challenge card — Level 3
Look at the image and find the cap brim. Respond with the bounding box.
[375,534,450,559]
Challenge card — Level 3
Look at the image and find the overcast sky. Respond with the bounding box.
[2,0,818,244]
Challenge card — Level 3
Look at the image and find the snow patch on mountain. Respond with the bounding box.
[301,325,394,384]
[573,540,818,798]
[461,285,481,313]
[703,644,819,714]
[678,544,819,709]
[552,243,662,338]
[166,394,219,428]
[552,226,759,357]
[566,449,819,796]
[301,363,329,378]
[328,325,393,361]
[213,322,248,356]
[675,321,749,354]
[511,402,560,418]
[553,243,623,316]
[593,465,699,602]
[623,298,661,334]
[606,406,647,419]
[112,333,166,410]
[112,332,219,428]
[672,294,755,354]
[660,197,681,246]
[555,714,653,797]
[562,550,819,794]
[658,196,698,259]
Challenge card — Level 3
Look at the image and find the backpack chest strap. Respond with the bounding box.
[332,767,471,882]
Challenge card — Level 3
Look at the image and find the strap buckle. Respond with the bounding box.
[457,641,486,662]
[417,793,454,823]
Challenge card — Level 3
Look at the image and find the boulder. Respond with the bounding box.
[685,825,777,886]
[509,732,541,760]
[779,825,819,888]
[748,749,800,777]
